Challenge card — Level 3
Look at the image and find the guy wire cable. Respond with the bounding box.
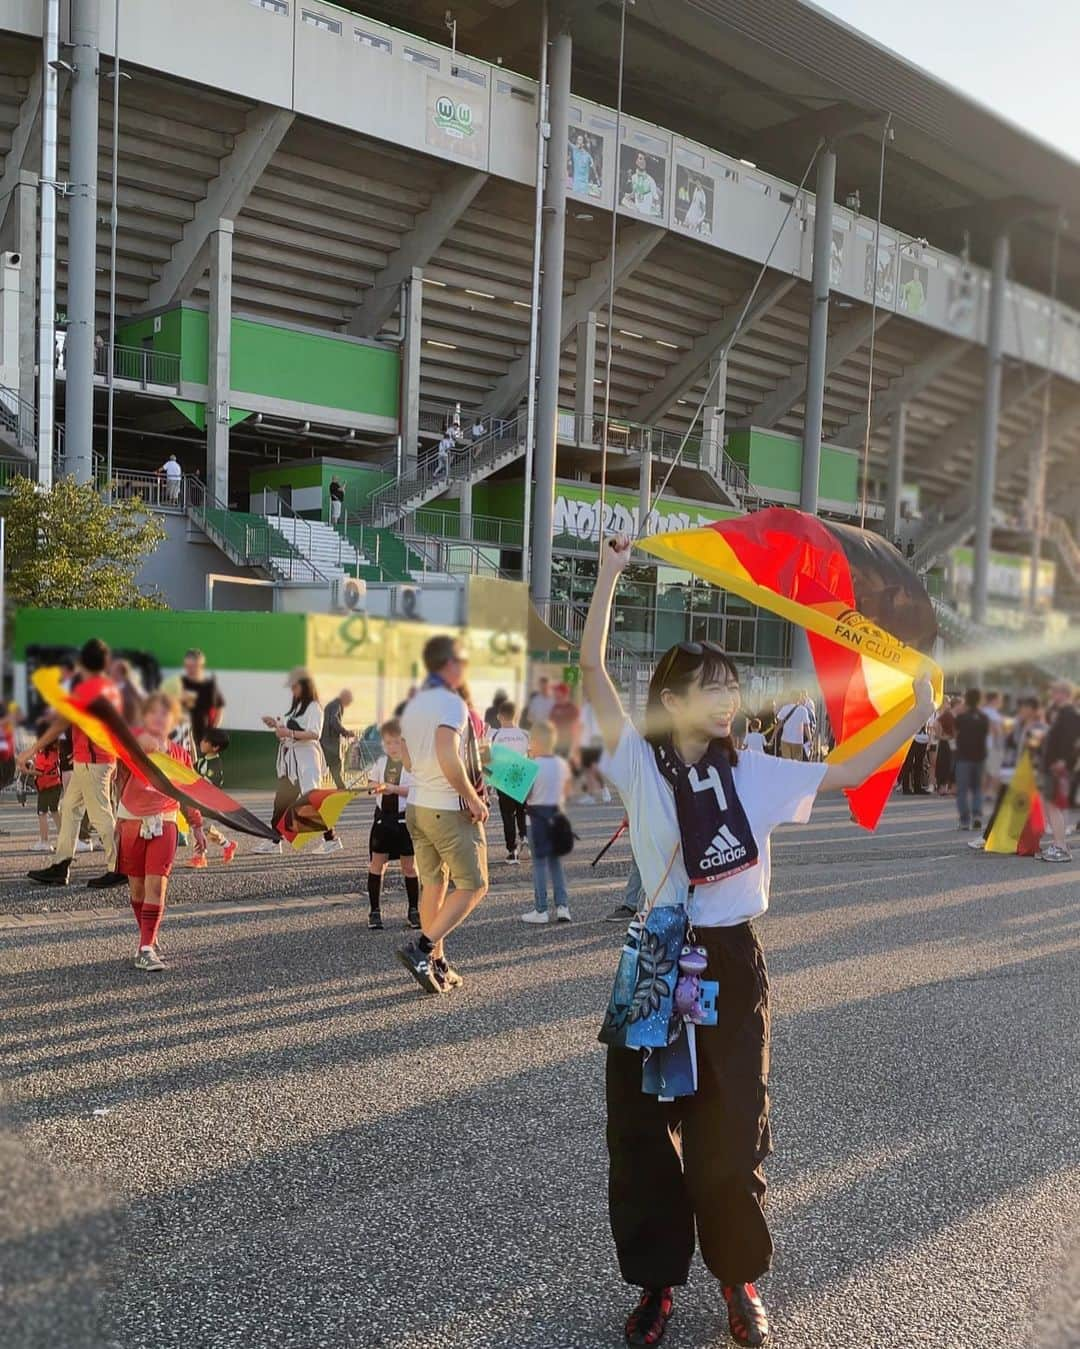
[597,0,629,551]
[640,136,825,537]
[859,113,891,530]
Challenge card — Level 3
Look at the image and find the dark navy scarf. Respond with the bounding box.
[652,737,759,886]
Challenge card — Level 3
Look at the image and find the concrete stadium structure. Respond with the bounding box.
[0,0,1078,673]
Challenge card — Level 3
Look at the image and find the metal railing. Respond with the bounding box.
[262,488,326,578]
[399,532,520,582]
[108,467,190,511]
[0,384,36,454]
[410,508,525,550]
[92,342,181,389]
[1044,513,1080,587]
[367,414,527,524]
[188,478,328,586]
[368,407,753,525]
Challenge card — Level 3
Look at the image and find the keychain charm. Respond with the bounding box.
[674,944,710,1023]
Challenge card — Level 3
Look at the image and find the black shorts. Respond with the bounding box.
[369,819,414,860]
[37,785,61,814]
[580,746,602,770]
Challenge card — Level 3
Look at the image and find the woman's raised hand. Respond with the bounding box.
[601,533,633,576]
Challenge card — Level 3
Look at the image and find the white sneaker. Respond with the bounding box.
[555,905,572,923]
[521,909,549,925]
[601,788,612,803]
[578,794,595,805]
[1038,845,1073,864]
[314,837,344,856]
[253,838,282,855]
[75,838,94,854]
[506,852,519,865]
[31,840,55,853]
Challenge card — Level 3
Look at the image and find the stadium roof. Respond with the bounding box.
[352,0,1080,308]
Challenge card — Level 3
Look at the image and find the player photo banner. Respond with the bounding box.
[637,508,944,830]
[32,667,279,841]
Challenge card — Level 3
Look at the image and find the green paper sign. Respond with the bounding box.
[483,744,539,804]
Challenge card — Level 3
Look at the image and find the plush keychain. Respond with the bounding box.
[674,945,718,1026]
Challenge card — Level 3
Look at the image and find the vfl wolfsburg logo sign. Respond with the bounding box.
[433,95,475,139]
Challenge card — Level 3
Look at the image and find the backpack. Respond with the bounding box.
[548,809,576,858]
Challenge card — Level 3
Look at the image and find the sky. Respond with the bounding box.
[812,0,1080,165]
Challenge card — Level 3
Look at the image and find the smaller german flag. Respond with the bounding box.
[33,667,278,841]
[276,789,358,850]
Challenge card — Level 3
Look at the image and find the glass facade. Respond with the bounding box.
[550,553,793,667]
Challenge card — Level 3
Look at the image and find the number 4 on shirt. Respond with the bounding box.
[688,765,728,811]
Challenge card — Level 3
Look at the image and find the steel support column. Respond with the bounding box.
[14,171,37,412]
[701,354,727,472]
[401,267,423,477]
[206,220,233,506]
[973,232,1009,625]
[532,19,571,609]
[574,312,597,433]
[884,402,906,543]
[65,0,101,484]
[638,446,652,534]
[801,144,837,517]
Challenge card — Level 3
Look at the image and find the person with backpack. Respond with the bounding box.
[520,719,573,925]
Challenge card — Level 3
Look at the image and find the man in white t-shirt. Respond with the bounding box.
[158,454,183,505]
[398,634,489,995]
[774,691,812,761]
[487,701,530,863]
[524,676,554,728]
[982,690,1005,799]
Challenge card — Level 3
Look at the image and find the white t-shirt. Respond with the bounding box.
[526,691,554,724]
[487,725,530,757]
[580,702,602,747]
[276,701,325,794]
[401,684,468,810]
[601,720,826,927]
[743,731,768,754]
[528,755,571,807]
[777,703,811,745]
[984,705,1004,748]
[368,754,416,793]
[162,459,182,482]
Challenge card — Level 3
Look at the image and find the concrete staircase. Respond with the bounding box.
[266,516,368,583]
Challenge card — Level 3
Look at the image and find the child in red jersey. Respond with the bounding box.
[118,693,205,972]
[31,743,63,852]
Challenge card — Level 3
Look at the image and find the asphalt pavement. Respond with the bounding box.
[1,789,1078,1349]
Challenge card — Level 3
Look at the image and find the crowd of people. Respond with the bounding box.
[5,605,1078,1348]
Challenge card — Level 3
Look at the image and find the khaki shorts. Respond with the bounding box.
[406,804,488,891]
[780,742,804,760]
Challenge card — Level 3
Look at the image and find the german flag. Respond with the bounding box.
[986,751,1046,855]
[33,667,278,841]
[638,508,943,829]
[276,788,358,850]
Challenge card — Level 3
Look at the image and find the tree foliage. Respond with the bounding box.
[3,476,167,612]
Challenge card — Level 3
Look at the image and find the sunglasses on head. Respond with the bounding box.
[655,640,738,688]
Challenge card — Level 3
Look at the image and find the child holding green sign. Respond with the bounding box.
[520,721,573,926]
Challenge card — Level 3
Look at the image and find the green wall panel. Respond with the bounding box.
[123,306,398,422]
[13,609,307,672]
[727,428,858,505]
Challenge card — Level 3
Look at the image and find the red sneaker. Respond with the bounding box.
[625,1287,674,1345]
[188,854,208,870]
[221,840,238,864]
[722,1283,769,1346]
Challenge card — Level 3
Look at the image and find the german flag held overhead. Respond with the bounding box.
[638,508,944,830]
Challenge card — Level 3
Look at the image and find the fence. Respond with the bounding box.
[92,342,181,389]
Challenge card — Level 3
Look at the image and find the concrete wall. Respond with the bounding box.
[137,512,274,612]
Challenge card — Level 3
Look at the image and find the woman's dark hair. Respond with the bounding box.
[645,640,740,763]
[288,677,318,716]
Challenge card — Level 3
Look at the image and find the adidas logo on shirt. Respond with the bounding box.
[701,824,748,871]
